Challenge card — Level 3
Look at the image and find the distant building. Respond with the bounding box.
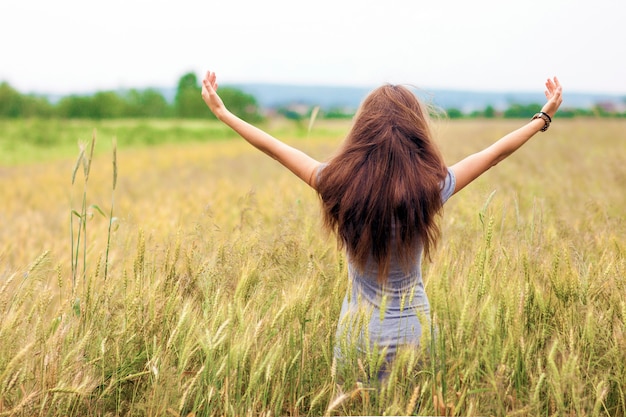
[595,100,626,114]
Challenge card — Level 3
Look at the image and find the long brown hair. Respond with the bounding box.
[316,84,448,283]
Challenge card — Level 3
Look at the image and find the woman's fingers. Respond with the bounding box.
[541,77,563,118]
[204,71,218,91]
[202,71,214,91]
[544,76,562,100]
[545,78,555,96]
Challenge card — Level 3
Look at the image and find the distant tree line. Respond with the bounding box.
[279,101,626,121]
[444,102,626,119]
[1,73,625,120]
[0,73,262,122]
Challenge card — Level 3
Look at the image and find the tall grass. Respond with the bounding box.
[0,119,624,415]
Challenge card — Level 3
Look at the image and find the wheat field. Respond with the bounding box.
[0,118,625,416]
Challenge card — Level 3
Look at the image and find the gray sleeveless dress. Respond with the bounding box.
[327,167,456,377]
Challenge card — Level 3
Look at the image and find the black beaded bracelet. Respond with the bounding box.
[539,111,552,122]
[532,112,551,132]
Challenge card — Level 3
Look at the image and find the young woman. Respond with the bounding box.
[201,72,563,379]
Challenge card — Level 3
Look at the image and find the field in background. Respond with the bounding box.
[0,118,625,416]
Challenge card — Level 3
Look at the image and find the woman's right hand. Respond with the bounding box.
[541,76,563,119]
[201,71,227,119]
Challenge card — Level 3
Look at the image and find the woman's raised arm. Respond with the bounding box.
[201,71,322,189]
[450,77,563,195]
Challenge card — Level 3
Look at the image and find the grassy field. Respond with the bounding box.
[0,118,625,416]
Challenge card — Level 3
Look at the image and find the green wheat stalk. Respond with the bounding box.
[69,129,97,300]
[104,136,117,281]
[70,142,86,295]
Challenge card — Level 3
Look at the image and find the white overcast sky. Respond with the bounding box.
[1,0,624,95]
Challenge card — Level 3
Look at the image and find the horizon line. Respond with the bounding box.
[4,81,624,99]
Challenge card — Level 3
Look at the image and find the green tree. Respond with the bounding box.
[323,107,355,119]
[503,103,541,118]
[0,82,23,117]
[56,95,94,118]
[0,82,53,118]
[446,108,463,119]
[219,87,263,123]
[27,96,53,117]
[175,72,211,118]
[91,91,126,119]
[174,72,263,121]
[56,91,128,119]
[124,89,170,118]
[483,105,495,118]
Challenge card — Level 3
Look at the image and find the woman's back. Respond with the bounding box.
[316,84,449,284]
[333,167,456,375]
